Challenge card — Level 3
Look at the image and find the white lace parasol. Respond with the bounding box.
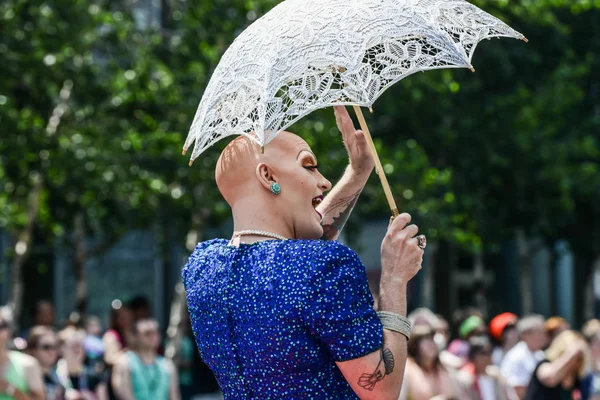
[183,0,525,162]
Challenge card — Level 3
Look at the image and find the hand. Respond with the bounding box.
[380,213,423,283]
[334,106,374,177]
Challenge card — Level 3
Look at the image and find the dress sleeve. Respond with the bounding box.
[303,241,383,362]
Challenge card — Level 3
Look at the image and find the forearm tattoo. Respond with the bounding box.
[358,345,395,391]
[320,191,360,241]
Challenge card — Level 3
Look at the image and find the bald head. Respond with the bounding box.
[215,132,312,206]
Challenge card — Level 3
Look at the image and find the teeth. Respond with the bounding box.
[312,197,322,207]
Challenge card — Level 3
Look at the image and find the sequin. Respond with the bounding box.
[183,239,383,399]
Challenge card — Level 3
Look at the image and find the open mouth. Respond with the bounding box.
[312,195,323,219]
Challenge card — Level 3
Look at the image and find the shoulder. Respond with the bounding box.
[502,342,524,364]
[115,352,132,369]
[10,351,40,369]
[298,240,362,267]
[182,239,229,281]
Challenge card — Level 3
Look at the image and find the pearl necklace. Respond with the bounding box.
[233,230,289,241]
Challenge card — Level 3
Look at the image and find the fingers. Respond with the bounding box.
[334,106,356,140]
[389,213,411,231]
[402,224,419,239]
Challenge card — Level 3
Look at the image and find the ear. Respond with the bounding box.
[255,163,278,191]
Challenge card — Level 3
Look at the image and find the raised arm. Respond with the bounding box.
[537,339,586,388]
[318,106,374,241]
[334,214,423,399]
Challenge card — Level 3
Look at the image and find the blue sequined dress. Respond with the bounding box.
[183,239,383,399]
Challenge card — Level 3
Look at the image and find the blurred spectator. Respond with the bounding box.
[448,314,487,361]
[56,326,108,400]
[112,319,180,400]
[103,302,133,400]
[500,315,548,399]
[399,324,460,400]
[524,330,589,400]
[408,308,463,370]
[83,316,105,367]
[545,317,570,342]
[103,303,133,366]
[489,313,519,366]
[127,297,152,322]
[0,307,45,399]
[456,336,518,400]
[28,325,64,399]
[581,319,600,400]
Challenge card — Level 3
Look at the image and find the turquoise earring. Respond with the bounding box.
[270,182,281,195]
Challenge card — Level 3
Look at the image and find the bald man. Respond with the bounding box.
[216,106,375,242]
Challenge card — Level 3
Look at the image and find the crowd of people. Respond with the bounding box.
[400,307,600,400]
[0,298,221,400]
[1,294,599,400]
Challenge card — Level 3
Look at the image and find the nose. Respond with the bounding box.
[319,172,332,192]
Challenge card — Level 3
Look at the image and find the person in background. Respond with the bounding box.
[0,307,45,400]
[489,313,519,366]
[545,317,570,343]
[56,326,108,400]
[500,314,548,399]
[581,319,600,400]
[27,325,63,400]
[525,330,589,400]
[408,308,463,371]
[83,316,105,366]
[456,336,518,400]
[103,303,133,400]
[448,314,487,362]
[102,303,133,367]
[112,319,180,400]
[400,324,460,400]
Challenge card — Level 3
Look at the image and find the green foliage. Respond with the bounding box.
[0,0,598,260]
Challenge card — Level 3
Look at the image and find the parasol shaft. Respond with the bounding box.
[352,106,400,218]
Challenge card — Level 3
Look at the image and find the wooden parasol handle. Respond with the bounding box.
[352,105,399,218]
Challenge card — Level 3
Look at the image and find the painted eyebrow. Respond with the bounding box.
[296,149,317,160]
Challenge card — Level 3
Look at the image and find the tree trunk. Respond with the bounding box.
[73,213,87,315]
[8,177,43,331]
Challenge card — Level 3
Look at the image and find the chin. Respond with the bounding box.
[296,223,324,240]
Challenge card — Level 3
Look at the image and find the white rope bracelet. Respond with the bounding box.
[377,311,412,340]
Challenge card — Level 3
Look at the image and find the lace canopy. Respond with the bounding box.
[184,0,525,162]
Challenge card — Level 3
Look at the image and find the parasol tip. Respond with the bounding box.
[261,146,265,154]
[182,148,187,156]
[188,159,194,167]
[469,66,476,73]
[522,37,529,43]
[369,107,374,114]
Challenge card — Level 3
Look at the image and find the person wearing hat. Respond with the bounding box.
[524,330,590,400]
[500,315,548,399]
[545,317,570,342]
[447,315,487,362]
[489,313,519,367]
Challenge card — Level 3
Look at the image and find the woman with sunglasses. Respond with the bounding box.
[27,326,63,400]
